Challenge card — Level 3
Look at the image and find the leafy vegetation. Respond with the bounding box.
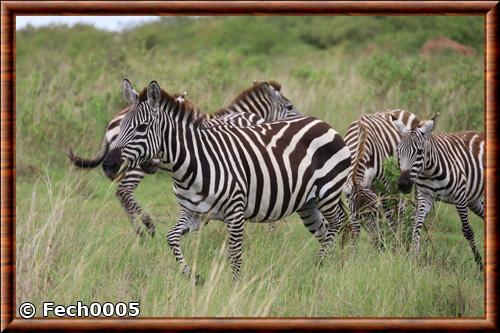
[16,16,484,317]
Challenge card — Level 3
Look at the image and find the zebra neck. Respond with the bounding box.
[225,98,267,119]
[421,137,440,176]
[160,115,204,191]
[157,106,195,160]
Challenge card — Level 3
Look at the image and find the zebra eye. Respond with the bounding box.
[136,123,148,132]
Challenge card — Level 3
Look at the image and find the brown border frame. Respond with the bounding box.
[1,1,498,331]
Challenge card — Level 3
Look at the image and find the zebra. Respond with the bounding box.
[391,113,484,269]
[68,81,300,237]
[103,79,351,282]
[343,110,420,235]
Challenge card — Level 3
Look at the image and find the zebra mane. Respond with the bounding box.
[137,86,205,125]
[212,80,282,117]
[134,80,283,125]
[351,120,369,188]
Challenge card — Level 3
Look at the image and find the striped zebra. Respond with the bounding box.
[103,80,351,282]
[391,114,484,269]
[343,110,420,234]
[68,81,300,237]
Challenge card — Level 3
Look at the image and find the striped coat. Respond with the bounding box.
[69,81,299,237]
[343,109,420,234]
[104,80,351,282]
[392,114,484,269]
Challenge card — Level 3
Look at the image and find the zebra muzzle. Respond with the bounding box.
[113,160,130,183]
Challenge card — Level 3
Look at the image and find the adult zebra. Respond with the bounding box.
[103,80,351,282]
[391,114,484,269]
[68,80,300,237]
[343,110,420,235]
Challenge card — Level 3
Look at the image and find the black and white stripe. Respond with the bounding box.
[392,113,484,269]
[104,80,351,282]
[69,81,300,237]
[343,110,420,234]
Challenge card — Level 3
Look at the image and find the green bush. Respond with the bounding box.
[360,54,483,132]
[371,157,414,247]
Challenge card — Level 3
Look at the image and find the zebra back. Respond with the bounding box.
[203,80,300,128]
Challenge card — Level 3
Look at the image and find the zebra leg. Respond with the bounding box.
[396,195,407,224]
[381,197,398,231]
[468,199,484,220]
[333,204,350,249]
[348,213,362,238]
[296,207,331,262]
[456,204,484,270]
[116,169,156,237]
[318,203,346,260]
[225,209,246,283]
[166,210,203,281]
[411,193,433,256]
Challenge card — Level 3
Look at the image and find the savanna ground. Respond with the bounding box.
[16,17,485,317]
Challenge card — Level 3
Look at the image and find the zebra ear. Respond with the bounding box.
[419,113,439,137]
[147,81,161,110]
[122,79,138,105]
[268,81,282,92]
[390,114,409,134]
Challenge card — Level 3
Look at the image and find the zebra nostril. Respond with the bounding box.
[398,178,412,193]
[103,159,118,171]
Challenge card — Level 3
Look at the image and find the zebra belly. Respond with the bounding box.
[175,181,315,223]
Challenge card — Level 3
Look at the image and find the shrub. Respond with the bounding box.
[371,157,415,248]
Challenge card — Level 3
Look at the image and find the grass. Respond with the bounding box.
[15,16,485,317]
[16,168,484,317]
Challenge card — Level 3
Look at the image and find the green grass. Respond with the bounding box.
[15,16,485,317]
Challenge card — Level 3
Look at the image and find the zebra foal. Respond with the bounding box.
[391,113,484,269]
[68,80,299,237]
[103,80,351,282]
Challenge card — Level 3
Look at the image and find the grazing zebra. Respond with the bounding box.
[343,110,420,235]
[103,80,351,282]
[69,81,300,237]
[391,114,484,269]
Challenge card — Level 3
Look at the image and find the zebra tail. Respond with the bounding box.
[67,138,109,169]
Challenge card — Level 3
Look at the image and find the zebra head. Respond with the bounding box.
[392,113,439,193]
[252,80,300,120]
[348,183,379,226]
[103,79,165,181]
